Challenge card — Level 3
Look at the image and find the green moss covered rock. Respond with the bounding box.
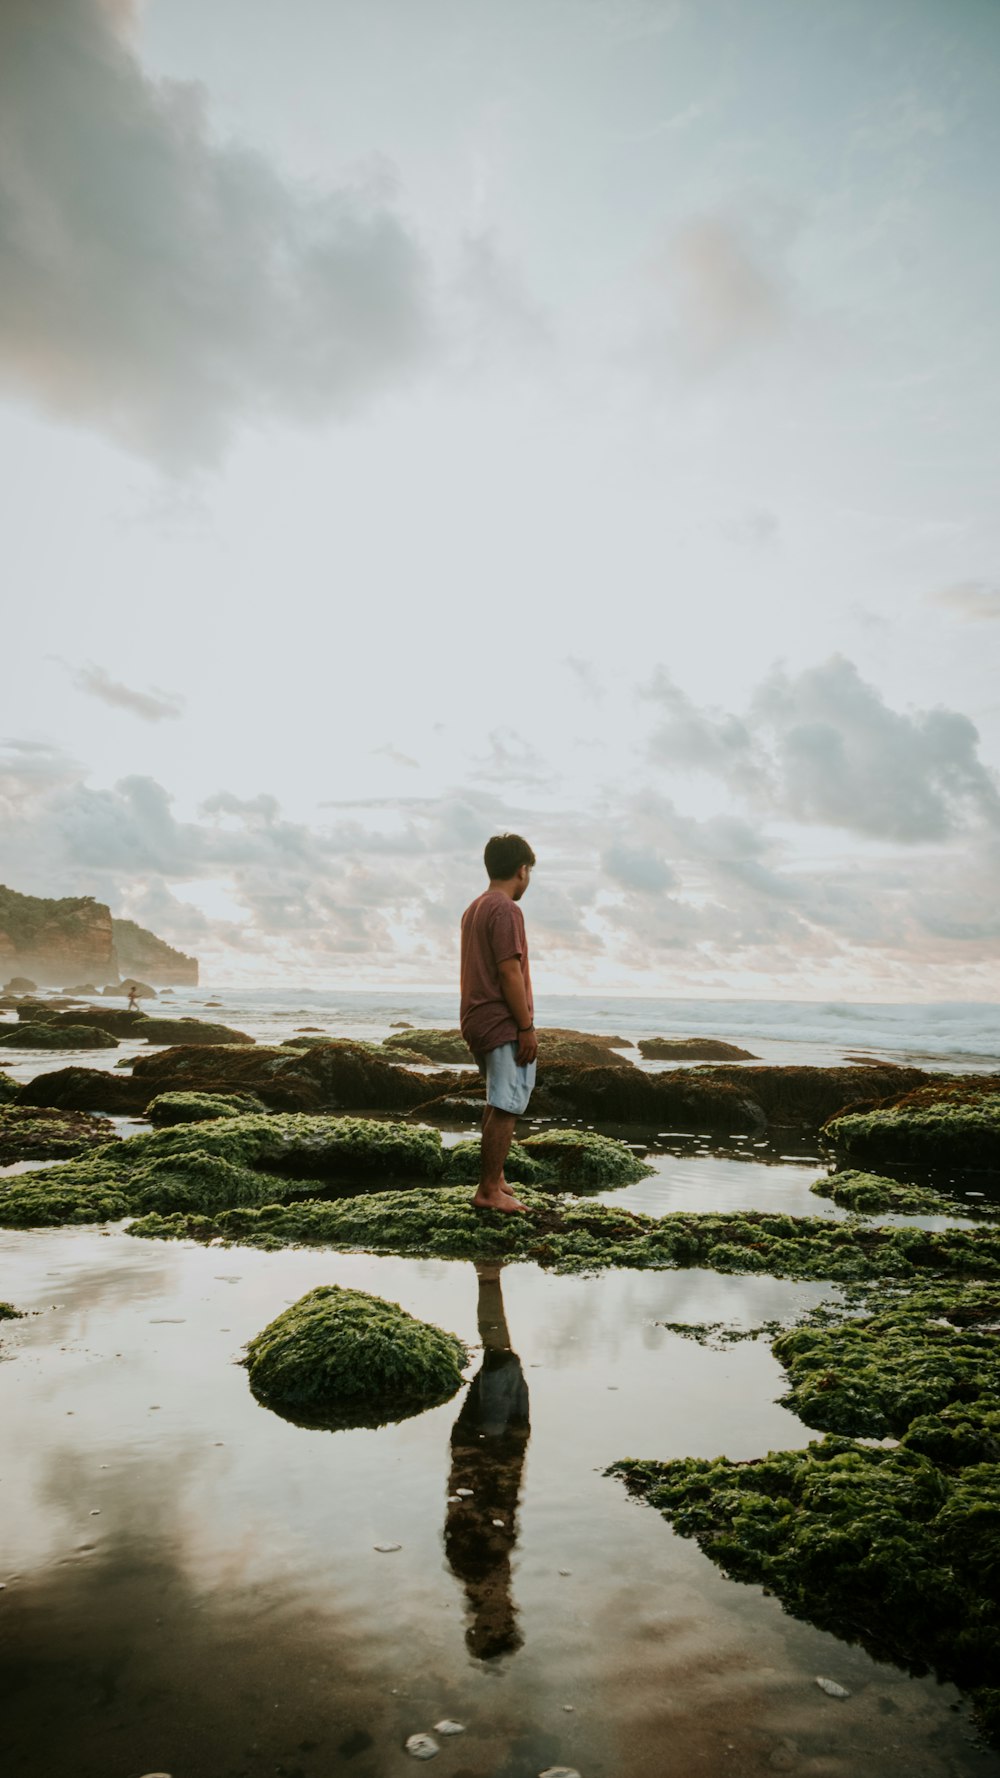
[128,1038,439,1113]
[382,1028,472,1063]
[611,1438,1000,1745]
[0,1023,119,1050]
[0,1071,17,1104]
[825,1097,1000,1168]
[809,1170,957,1214]
[442,1129,652,1190]
[145,1090,266,1126]
[0,1113,447,1226]
[244,1284,468,1429]
[0,1105,119,1164]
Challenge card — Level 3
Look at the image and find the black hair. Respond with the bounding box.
[484,833,536,880]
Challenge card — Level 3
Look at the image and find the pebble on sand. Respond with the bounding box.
[405,1732,440,1759]
[374,1543,402,1553]
[815,1677,851,1699]
[433,1720,465,1735]
[539,1768,582,1778]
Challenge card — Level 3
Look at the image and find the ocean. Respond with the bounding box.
[147,986,1000,1072]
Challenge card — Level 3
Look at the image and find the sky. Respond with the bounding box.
[2,0,999,999]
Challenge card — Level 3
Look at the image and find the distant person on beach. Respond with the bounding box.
[460,833,538,1213]
[126,985,140,1012]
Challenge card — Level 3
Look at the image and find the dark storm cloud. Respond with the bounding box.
[645,657,1000,843]
[0,0,431,465]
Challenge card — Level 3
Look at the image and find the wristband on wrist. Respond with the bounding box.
[518,1024,535,1033]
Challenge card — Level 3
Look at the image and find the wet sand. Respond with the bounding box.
[2,1221,996,1778]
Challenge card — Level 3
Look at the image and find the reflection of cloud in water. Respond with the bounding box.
[5,1442,393,1778]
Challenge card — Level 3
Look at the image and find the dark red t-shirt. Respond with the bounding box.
[460,890,534,1056]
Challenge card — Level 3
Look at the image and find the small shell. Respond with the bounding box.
[815,1677,850,1699]
[405,1733,440,1759]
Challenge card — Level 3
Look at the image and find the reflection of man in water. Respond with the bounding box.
[444,1262,530,1660]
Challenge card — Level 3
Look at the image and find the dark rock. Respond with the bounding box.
[0,1105,119,1164]
[705,1064,929,1128]
[16,1067,149,1114]
[129,1039,441,1113]
[65,983,99,995]
[638,1037,759,1061]
[390,1020,414,1029]
[531,1063,767,1132]
[18,1005,146,1035]
[3,977,37,993]
[131,1016,254,1046]
[0,1023,120,1050]
[382,1028,472,1063]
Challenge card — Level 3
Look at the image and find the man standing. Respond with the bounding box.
[460,834,538,1213]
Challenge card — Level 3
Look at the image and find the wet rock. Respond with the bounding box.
[3,976,37,993]
[0,1106,119,1164]
[823,1076,1000,1168]
[383,1028,471,1063]
[0,1023,119,1050]
[0,1071,17,1105]
[17,1004,146,1036]
[638,1037,758,1061]
[707,1063,929,1130]
[145,1090,267,1126]
[129,1039,440,1113]
[16,1067,147,1114]
[129,1016,254,1046]
[531,1063,767,1132]
[391,1020,414,1028]
[405,1734,439,1759]
[244,1285,468,1431]
[374,1542,402,1553]
[64,983,99,995]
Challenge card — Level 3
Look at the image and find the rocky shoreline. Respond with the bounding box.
[2,999,999,1745]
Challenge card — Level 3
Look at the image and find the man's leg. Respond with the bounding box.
[472,1106,526,1212]
[482,1105,518,1197]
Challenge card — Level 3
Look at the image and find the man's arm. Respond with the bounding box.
[498,957,538,1064]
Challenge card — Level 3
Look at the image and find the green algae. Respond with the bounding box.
[610,1439,1000,1744]
[0,1301,22,1319]
[243,1284,468,1429]
[826,1099,1000,1168]
[0,1071,17,1104]
[0,1114,447,1226]
[809,1169,961,1215]
[442,1129,653,1190]
[771,1282,1000,1441]
[382,1028,471,1062]
[145,1091,267,1126]
[0,1023,119,1050]
[0,1106,119,1164]
[124,1191,1000,1280]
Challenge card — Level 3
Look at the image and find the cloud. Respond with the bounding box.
[71,663,184,721]
[601,841,675,893]
[453,232,553,371]
[931,581,1000,622]
[0,0,431,465]
[719,509,780,549]
[371,744,419,769]
[636,216,786,376]
[645,657,1000,843]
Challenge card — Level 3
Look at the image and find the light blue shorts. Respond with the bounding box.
[477,1041,536,1115]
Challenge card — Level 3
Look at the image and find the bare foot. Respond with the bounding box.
[471,1190,528,1214]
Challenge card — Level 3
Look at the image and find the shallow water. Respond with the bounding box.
[1,1228,996,1778]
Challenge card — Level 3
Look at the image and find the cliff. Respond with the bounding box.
[112,917,198,986]
[0,886,198,987]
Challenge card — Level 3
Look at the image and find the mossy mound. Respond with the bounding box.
[17,1005,144,1035]
[244,1284,468,1429]
[611,1439,1000,1746]
[638,1038,758,1061]
[145,1091,267,1126]
[282,1035,428,1065]
[0,1071,17,1104]
[15,1066,148,1113]
[442,1129,652,1190]
[809,1170,960,1215]
[532,1063,766,1130]
[703,1063,929,1129]
[132,1016,254,1046]
[382,1028,472,1063]
[0,1105,119,1164]
[0,1114,447,1226]
[126,1192,1000,1280]
[772,1282,1000,1441]
[128,1039,438,1113]
[825,1095,1000,1169]
[0,1023,119,1050]
[0,1302,22,1319]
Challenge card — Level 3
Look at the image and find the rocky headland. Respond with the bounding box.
[0,884,198,987]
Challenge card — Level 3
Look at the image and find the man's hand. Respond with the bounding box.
[516,1027,538,1065]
